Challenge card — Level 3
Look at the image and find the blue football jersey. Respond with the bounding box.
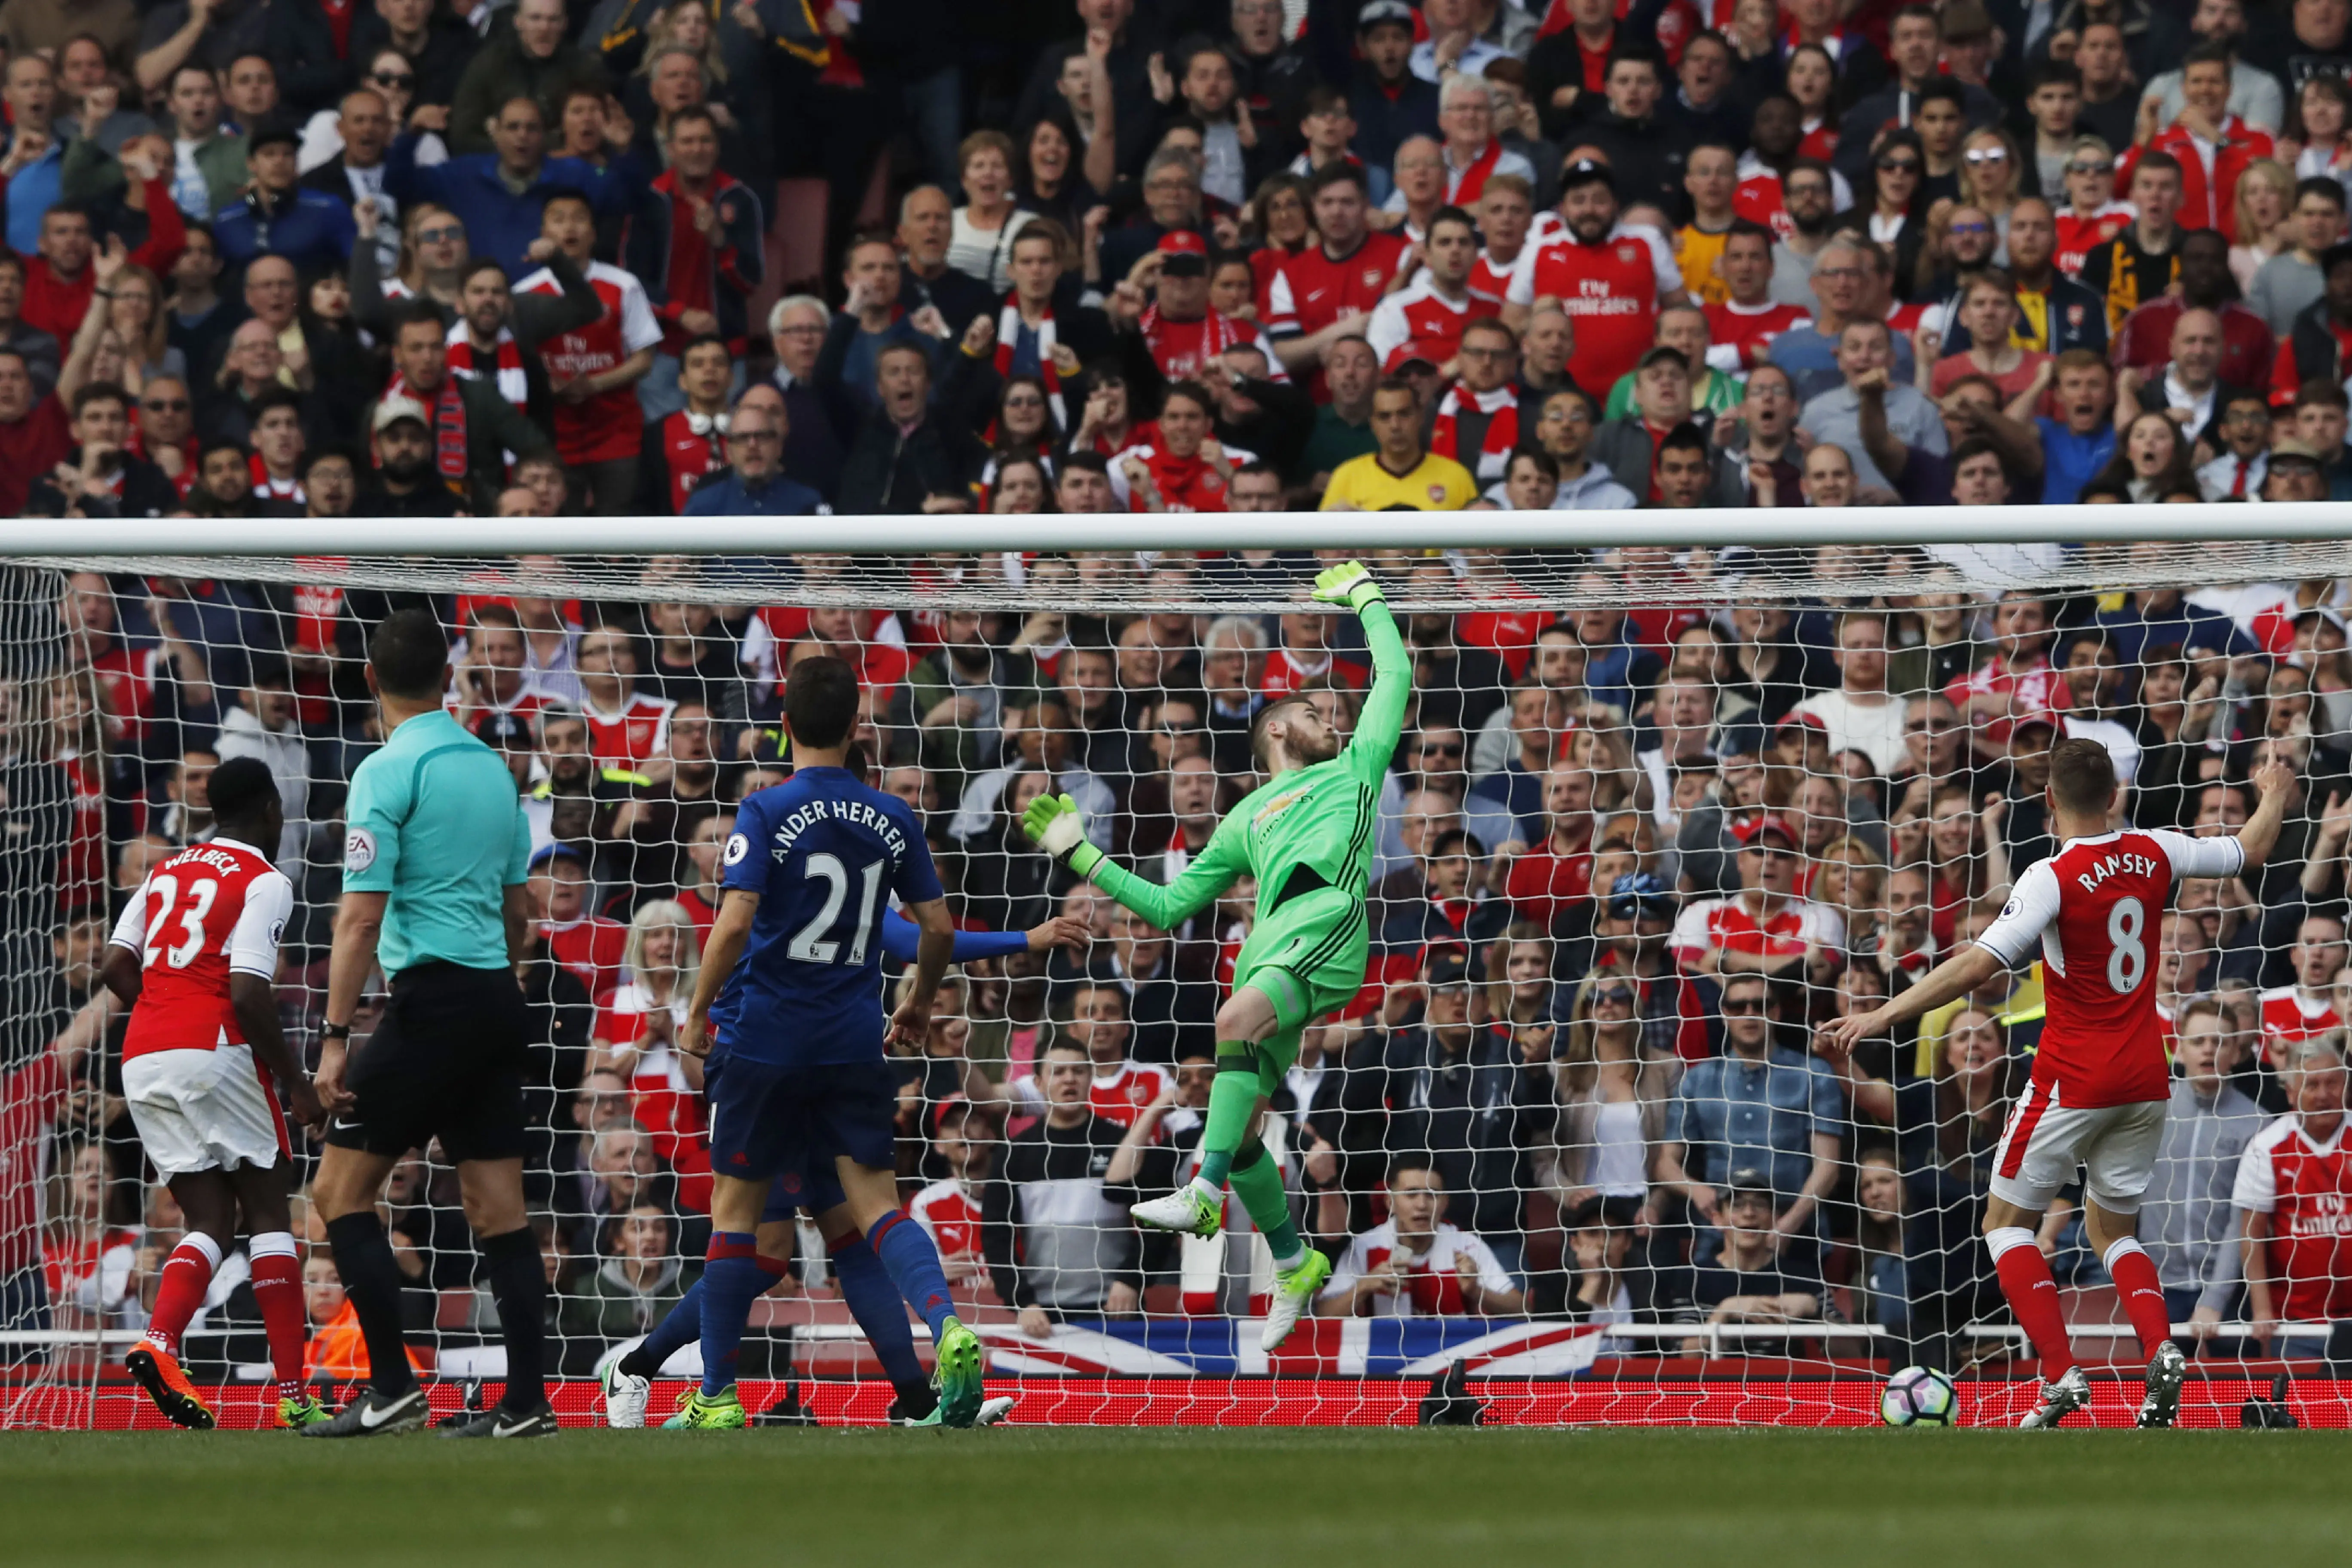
[709,767,944,1066]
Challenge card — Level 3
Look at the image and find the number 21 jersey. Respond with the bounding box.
[710,766,943,1067]
[1975,829,2244,1107]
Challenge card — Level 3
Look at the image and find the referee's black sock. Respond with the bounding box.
[481,1226,547,1412]
[324,1212,417,1398]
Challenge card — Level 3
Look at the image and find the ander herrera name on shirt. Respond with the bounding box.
[766,796,910,863]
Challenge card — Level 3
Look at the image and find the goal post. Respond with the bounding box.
[6,508,2352,1430]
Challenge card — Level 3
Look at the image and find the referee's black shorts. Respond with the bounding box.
[326,961,531,1163]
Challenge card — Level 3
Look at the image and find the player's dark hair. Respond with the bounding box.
[784,655,860,750]
[369,606,450,701]
[2047,736,2118,814]
[205,754,280,830]
[1249,693,1312,772]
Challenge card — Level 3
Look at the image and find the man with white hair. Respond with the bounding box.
[766,293,846,502]
[1430,74,1534,205]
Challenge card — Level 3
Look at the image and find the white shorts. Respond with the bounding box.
[122,1044,287,1177]
[1988,1081,2166,1213]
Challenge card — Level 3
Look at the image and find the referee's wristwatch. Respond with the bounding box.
[320,1022,353,1041]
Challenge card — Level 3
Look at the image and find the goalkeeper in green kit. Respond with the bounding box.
[1022,560,1405,1351]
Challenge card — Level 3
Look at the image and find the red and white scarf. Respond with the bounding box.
[248,452,303,504]
[1446,138,1506,206]
[429,379,469,493]
[1138,304,1245,380]
[1430,383,1519,481]
[447,321,527,407]
[994,293,1063,426]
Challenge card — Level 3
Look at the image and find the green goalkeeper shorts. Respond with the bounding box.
[1231,885,1370,1040]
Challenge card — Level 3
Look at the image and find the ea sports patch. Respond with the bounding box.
[723,832,750,865]
[344,827,376,874]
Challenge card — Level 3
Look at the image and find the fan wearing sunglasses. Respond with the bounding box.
[1654,969,1841,1238]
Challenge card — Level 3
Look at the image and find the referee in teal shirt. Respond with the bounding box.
[306,609,551,1439]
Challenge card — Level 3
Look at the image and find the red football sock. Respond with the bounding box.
[1989,1228,2076,1377]
[2104,1239,2175,1358]
[144,1236,220,1356]
[247,1234,308,1399]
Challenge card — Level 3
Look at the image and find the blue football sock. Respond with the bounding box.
[830,1233,931,1406]
[867,1209,958,1340]
[619,1277,705,1380]
[698,1234,770,1398]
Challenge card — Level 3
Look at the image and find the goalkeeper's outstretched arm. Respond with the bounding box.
[1022,791,1248,931]
[1312,560,1408,786]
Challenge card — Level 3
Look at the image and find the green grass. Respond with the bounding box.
[5,1427,2349,1567]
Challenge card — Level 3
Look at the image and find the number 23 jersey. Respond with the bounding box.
[1976,828,2245,1107]
[108,836,292,1059]
[710,766,943,1067]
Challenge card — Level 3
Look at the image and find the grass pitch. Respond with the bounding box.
[5,1427,2343,1567]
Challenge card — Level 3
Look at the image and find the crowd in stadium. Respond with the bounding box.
[6,0,2352,1386]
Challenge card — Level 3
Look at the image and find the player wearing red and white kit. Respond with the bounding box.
[1503,161,1673,398]
[1826,741,2292,1430]
[96,759,325,1430]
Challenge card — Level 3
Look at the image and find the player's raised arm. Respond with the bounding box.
[889,896,959,1049]
[1314,559,1409,784]
[1023,790,1249,930]
[2233,756,2296,869]
[1817,943,2008,1060]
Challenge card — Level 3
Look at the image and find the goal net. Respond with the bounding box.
[7,515,2352,1430]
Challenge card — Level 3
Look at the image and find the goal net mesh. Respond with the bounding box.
[6,533,2352,1429]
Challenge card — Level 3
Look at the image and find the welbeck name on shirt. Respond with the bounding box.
[770,797,908,861]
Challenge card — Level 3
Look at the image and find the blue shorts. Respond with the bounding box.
[704,1053,897,1201]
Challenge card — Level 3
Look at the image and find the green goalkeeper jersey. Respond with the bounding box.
[1085,599,1409,931]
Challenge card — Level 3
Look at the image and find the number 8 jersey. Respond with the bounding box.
[1976,828,2246,1107]
[108,838,293,1059]
[708,766,943,1067]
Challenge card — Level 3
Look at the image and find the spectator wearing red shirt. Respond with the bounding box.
[1111,383,1251,513]
[2109,230,2275,393]
[634,334,735,514]
[1669,816,1845,978]
[2236,1039,2352,1354]
[1004,983,1173,1130]
[1498,764,1596,930]
[1945,591,2061,761]
[1505,160,1671,398]
[574,623,675,766]
[19,182,186,345]
[0,991,115,1357]
[516,191,661,515]
[1265,163,1414,380]
[2115,46,2275,244]
[630,107,763,356]
[0,345,70,515]
[530,844,629,1001]
[1260,606,1367,699]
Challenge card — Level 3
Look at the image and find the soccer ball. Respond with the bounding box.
[1880,1366,1958,1427]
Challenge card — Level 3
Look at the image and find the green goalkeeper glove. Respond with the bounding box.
[1311,559,1384,612]
[1022,792,1103,877]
